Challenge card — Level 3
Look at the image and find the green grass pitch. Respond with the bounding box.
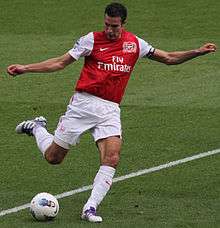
[0,0,220,227]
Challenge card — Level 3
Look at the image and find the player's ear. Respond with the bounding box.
[122,20,126,25]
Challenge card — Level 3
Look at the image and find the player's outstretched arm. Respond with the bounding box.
[150,43,217,65]
[7,53,76,76]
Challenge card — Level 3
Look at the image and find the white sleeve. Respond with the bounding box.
[137,36,155,58]
[68,32,94,60]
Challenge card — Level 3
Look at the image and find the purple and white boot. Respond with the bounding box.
[81,206,102,223]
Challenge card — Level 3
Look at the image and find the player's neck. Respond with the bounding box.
[104,29,125,42]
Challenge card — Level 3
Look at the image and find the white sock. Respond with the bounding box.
[33,126,53,156]
[83,165,116,211]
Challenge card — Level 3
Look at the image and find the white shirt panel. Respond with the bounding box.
[68,32,94,60]
[137,37,155,58]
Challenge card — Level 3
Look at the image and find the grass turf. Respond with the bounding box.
[0,0,219,227]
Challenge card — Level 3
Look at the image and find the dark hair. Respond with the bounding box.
[105,2,127,24]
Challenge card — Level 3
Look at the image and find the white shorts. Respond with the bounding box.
[54,92,121,149]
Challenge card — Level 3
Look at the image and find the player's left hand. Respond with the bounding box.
[198,43,217,55]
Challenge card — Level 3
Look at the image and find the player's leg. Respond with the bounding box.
[15,93,97,165]
[82,136,122,223]
[15,116,70,164]
[81,94,122,223]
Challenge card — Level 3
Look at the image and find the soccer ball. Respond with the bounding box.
[30,192,59,221]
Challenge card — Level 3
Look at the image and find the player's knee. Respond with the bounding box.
[45,150,65,165]
[47,156,63,165]
[44,143,68,165]
[45,153,64,165]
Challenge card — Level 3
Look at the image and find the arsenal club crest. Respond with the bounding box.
[123,42,137,53]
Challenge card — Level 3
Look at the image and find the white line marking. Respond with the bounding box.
[0,148,219,217]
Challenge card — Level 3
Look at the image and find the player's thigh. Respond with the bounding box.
[97,136,122,167]
[55,93,99,146]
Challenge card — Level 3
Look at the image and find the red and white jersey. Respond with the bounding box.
[68,30,155,104]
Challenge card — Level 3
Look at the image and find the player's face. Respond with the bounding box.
[104,15,123,40]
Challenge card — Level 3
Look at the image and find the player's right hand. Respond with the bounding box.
[7,64,26,76]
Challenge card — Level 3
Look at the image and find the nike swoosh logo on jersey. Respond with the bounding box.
[100,47,109,51]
